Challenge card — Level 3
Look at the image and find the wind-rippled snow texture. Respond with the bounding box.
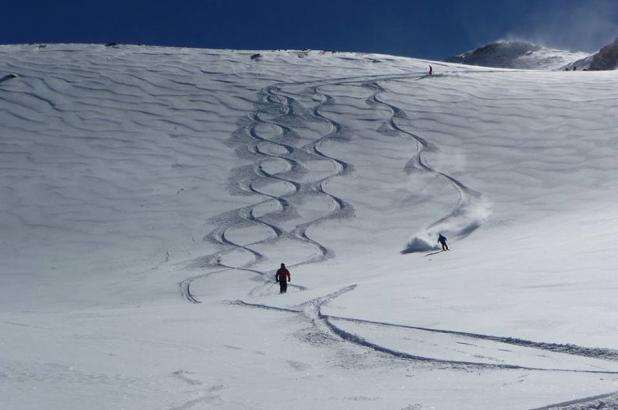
[2,44,618,410]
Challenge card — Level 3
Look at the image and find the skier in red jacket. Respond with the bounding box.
[275,263,291,294]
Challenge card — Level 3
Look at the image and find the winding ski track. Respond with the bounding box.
[182,72,433,302]
[179,71,618,388]
[4,46,615,410]
[323,314,618,362]
[181,75,366,302]
[232,294,618,374]
[530,390,618,410]
[181,74,382,301]
[364,80,489,252]
[180,70,503,351]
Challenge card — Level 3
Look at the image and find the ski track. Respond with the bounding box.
[180,71,618,389]
[529,390,618,410]
[323,314,618,362]
[181,74,377,301]
[363,80,490,253]
[167,395,213,410]
[232,295,618,375]
[182,72,431,301]
[2,47,615,408]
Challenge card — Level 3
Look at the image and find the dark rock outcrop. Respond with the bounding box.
[589,38,618,70]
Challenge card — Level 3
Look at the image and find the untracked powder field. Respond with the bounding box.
[1,44,618,410]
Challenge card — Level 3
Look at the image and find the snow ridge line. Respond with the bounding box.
[259,68,514,90]
[268,71,424,89]
[365,80,490,253]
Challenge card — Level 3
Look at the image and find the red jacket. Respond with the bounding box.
[275,268,290,282]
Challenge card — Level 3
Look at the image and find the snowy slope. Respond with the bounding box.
[589,37,618,70]
[446,40,591,70]
[1,44,618,410]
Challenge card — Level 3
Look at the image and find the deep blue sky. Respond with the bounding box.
[2,0,617,58]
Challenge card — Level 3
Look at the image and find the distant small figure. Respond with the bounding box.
[572,66,577,71]
[250,53,262,61]
[437,234,449,251]
[275,263,291,294]
[428,65,433,76]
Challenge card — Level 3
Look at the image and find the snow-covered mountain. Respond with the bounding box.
[445,40,591,70]
[2,44,618,410]
[589,37,618,70]
[561,37,618,71]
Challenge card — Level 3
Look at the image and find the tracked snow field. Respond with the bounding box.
[1,44,618,409]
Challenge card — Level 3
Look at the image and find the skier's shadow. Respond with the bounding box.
[425,250,444,257]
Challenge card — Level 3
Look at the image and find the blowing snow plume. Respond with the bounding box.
[402,177,491,254]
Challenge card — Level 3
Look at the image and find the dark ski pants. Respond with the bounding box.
[279,280,288,294]
[440,242,449,251]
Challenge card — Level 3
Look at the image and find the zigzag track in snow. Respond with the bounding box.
[182,72,423,301]
[183,71,490,339]
[364,80,490,253]
[182,76,367,302]
[181,70,618,378]
[234,83,355,283]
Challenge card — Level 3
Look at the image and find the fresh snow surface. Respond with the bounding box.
[446,40,591,70]
[1,44,618,410]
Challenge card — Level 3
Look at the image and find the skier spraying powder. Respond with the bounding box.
[437,233,449,251]
[275,263,291,294]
